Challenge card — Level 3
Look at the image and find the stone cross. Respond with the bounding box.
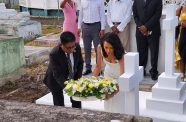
[118,52,143,115]
[163,4,178,76]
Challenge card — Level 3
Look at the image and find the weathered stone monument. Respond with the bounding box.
[145,4,186,122]
[33,34,60,47]
[24,46,51,66]
[0,35,25,85]
[0,3,42,39]
[0,3,17,18]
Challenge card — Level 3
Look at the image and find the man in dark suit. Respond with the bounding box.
[43,32,83,108]
[133,0,162,80]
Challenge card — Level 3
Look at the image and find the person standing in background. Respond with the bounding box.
[107,0,132,52]
[78,0,105,75]
[175,3,186,80]
[133,0,162,80]
[61,0,79,43]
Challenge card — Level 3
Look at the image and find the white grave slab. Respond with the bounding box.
[35,91,150,112]
[36,91,186,122]
[36,92,104,111]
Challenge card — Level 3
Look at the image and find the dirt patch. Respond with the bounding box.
[0,63,49,103]
[42,25,61,35]
[139,84,153,92]
[31,17,64,26]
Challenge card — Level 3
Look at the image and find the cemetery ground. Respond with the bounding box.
[0,20,154,104]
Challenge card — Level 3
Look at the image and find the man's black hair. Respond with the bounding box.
[60,31,76,45]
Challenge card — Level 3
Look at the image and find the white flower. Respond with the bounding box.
[94,82,99,88]
[113,85,117,90]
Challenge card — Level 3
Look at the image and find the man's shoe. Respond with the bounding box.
[151,74,158,80]
[149,70,158,80]
[83,70,92,76]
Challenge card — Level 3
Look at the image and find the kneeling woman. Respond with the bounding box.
[92,32,125,113]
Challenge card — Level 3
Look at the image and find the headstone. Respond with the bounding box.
[146,4,186,122]
[118,52,143,115]
[33,32,92,49]
[0,3,42,39]
[24,46,52,66]
[33,34,60,47]
[0,3,17,19]
[0,34,25,78]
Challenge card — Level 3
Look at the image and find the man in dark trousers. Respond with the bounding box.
[132,0,162,80]
[43,31,83,108]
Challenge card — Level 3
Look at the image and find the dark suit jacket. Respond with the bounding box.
[43,43,83,92]
[132,0,162,35]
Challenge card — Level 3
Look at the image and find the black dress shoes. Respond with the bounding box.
[149,70,158,81]
[83,69,92,76]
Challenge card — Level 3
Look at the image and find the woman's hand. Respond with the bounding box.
[60,0,70,8]
[99,30,104,38]
[104,86,119,100]
[77,29,81,37]
[181,21,186,27]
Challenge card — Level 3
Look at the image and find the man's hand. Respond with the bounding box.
[114,28,119,34]
[60,0,70,8]
[111,26,119,34]
[111,26,117,32]
[99,30,104,38]
[138,25,148,36]
[139,25,147,33]
[178,21,182,26]
[77,29,81,37]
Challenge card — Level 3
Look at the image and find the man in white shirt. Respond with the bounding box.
[107,0,132,52]
[78,0,105,75]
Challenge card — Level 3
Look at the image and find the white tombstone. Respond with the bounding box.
[118,52,143,115]
[146,4,186,122]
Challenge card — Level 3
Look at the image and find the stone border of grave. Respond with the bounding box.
[0,100,152,122]
[0,68,25,87]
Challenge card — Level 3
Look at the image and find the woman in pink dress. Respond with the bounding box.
[60,0,79,43]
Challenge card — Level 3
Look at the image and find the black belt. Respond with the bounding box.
[113,22,121,25]
[83,22,100,25]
